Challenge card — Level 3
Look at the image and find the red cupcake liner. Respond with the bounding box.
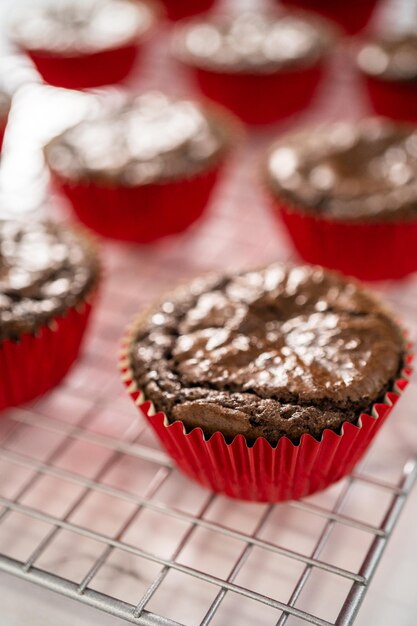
[279,0,378,35]
[49,162,224,243]
[160,0,216,21]
[24,43,142,90]
[362,75,417,124]
[0,301,94,411]
[270,198,417,281]
[119,321,412,502]
[189,63,325,125]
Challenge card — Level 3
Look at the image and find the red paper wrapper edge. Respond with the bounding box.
[279,0,378,35]
[119,321,413,502]
[362,75,417,124]
[24,43,142,90]
[49,163,223,243]
[186,63,325,126]
[161,0,216,21]
[0,297,96,411]
[268,196,417,282]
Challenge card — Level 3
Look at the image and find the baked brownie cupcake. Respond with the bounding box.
[356,33,417,122]
[45,92,238,243]
[0,89,11,153]
[159,0,216,22]
[264,118,417,280]
[173,11,336,125]
[120,263,410,501]
[0,219,100,410]
[12,0,158,90]
[279,0,378,35]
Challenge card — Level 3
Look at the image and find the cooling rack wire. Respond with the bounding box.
[0,0,417,624]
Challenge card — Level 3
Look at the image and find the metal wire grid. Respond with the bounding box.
[0,342,416,626]
[0,188,416,626]
[1,0,417,623]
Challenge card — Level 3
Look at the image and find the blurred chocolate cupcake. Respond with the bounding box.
[13,0,158,89]
[264,118,417,280]
[356,32,417,122]
[173,10,336,125]
[120,262,410,501]
[0,219,100,410]
[45,92,239,242]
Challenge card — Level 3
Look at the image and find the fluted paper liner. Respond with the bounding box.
[181,61,325,126]
[362,75,417,124]
[0,301,93,410]
[278,0,378,35]
[266,193,417,282]
[25,44,141,90]
[119,318,412,502]
[162,0,216,21]
[0,228,100,411]
[49,164,223,243]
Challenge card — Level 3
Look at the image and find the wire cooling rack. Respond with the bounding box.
[1,0,417,624]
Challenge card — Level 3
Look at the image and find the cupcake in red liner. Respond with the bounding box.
[159,0,216,21]
[0,90,11,153]
[264,118,417,281]
[172,10,337,125]
[119,263,411,502]
[356,33,417,123]
[45,92,239,243]
[279,0,378,35]
[12,0,158,90]
[0,219,100,411]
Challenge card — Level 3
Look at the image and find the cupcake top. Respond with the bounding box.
[45,92,233,186]
[13,0,156,54]
[266,118,417,222]
[0,220,99,341]
[173,11,335,74]
[356,32,417,82]
[128,263,404,444]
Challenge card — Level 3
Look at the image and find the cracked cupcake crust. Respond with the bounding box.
[0,220,100,342]
[44,93,233,187]
[128,264,405,444]
[266,118,417,223]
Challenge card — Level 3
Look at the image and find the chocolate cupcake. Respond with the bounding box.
[0,89,11,153]
[45,92,238,243]
[13,0,158,90]
[120,263,411,501]
[264,118,417,280]
[173,10,336,125]
[356,32,417,122]
[0,219,100,410]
